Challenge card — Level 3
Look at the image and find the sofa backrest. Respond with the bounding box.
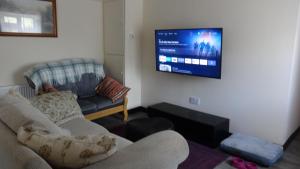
[24,59,105,98]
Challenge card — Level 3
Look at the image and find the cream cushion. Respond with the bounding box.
[0,92,66,135]
[17,124,117,169]
[30,91,84,126]
[60,118,133,150]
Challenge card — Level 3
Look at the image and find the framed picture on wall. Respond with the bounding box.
[0,0,57,37]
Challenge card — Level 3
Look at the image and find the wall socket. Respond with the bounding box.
[189,96,201,106]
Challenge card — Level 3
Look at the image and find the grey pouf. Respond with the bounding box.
[220,133,283,167]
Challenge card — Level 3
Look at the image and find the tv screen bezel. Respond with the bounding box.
[155,28,223,79]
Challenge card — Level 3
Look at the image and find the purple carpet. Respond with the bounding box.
[179,140,227,169]
[109,125,227,169]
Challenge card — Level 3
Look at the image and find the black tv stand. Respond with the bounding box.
[147,102,230,148]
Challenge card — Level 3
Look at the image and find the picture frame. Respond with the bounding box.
[0,0,57,37]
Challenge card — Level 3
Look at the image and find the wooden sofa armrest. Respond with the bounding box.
[123,96,128,121]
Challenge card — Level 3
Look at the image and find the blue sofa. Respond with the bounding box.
[24,58,128,121]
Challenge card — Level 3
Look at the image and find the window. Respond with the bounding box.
[0,12,41,33]
[4,16,17,24]
[21,17,34,30]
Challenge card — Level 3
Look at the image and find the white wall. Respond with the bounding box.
[286,2,300,141]
[103,0,125,83]
[124,0,143,108]
[102,0,143,109]
[0,0,103,86]
[142,0,300,144]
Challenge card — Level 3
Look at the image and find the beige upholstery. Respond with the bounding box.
[59,118,109,135]
[0,94,65,135]
[0,93,189,169]
[18,124,118,169]
[0,121,52,169]
[83,130,189,169]
[60,118,132,150]
[0,117,189,169]
[107,133,133,151]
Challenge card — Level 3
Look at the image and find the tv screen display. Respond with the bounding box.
[155,28,223,79]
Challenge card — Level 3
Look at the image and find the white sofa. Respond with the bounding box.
[0,94,189,169]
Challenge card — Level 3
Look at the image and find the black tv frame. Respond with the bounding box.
[155,28,223,79]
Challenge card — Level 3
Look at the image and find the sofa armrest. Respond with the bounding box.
[123,96,128,121]
[0,121,52,169]
[14,145,52,169]
[0,138,49,169]
[84,130,189,169]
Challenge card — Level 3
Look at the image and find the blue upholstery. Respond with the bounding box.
[220,133,283,167]
[25,59,125,118]
[77,99,98,114]
[76,73,99,98]
[54,73,99,99]
[86,96,123,110]
[78,96,124,115]
[52,69,124,115]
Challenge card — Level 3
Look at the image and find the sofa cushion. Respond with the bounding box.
[77,100,98,115]
[60,118,132,150]
[220,133,283,166]
[30,91,84,126]
[96,76,130,102]
[17,124,117,169]
[76,73,99,98]
[60,118,109,136]
[0,92,65,135]
[86,96,124,111]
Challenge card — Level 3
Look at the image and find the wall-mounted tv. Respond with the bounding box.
[155,28,223,79]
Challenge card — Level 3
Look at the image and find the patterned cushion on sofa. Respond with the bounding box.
[30,91,84,126]
[96,76,130,103]
[17,124,117,169]
[0,91,65,135]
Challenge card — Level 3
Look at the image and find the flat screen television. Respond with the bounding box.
[155,28,223,79]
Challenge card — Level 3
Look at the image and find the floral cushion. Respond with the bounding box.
[0,91,66,135]
[30,91,84,126]
[17,124,117,169]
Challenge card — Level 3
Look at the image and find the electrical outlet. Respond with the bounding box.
[189,96,201,106]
